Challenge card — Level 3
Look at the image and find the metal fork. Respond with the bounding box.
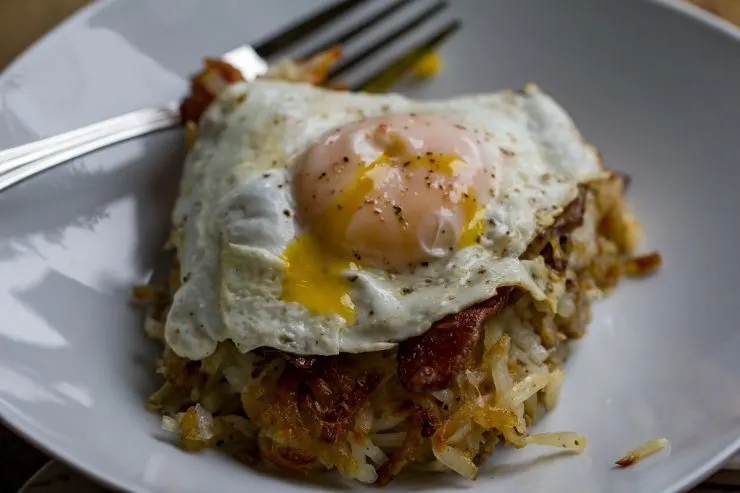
[0,0,459,193]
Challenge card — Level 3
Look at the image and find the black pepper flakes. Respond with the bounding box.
[283,209,291,217]
[401,287,414,295]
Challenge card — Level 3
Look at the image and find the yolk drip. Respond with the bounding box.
[280,234,356,322]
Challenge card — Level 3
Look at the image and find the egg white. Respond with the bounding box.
[165,81,606,360]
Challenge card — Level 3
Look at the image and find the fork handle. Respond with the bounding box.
[0,103,181,193]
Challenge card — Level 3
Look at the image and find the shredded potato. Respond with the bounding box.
[143,316,164,341]
[371,432,407,449]
[623,252,662,277]
[140,50,660,485]
[615,438,670,467]
[502,372,550,408]
[542,369,564,411]
[185,121,198,151]
[432,444,478,479]
[527,432,587,452]
[179,404,218,450]
[161,415,179,433]
[131,285,165,304]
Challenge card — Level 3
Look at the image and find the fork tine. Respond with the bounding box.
[253,0,371,58]
[298,0,419,60]
[327,0,449,80]
[353,20,461,93]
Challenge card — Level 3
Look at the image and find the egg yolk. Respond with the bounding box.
[281,113,496,321]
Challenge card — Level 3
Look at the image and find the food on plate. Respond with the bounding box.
[615,438,670,467]
[137,52,660,485]
[412,51,443,79]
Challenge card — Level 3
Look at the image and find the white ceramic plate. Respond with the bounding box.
[1,1,740,492]
[15,458,740,493]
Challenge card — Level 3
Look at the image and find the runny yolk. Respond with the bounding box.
[280,234,356,322]
[281,113,496,321]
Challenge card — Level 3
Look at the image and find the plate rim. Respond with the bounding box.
[1,1,740,492]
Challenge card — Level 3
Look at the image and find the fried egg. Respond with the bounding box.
[165,81,606,360]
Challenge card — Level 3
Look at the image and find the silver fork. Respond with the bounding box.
[0,0,459,193]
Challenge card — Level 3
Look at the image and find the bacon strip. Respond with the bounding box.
[396,288,514,392]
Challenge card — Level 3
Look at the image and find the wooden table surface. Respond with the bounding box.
[0,0,739,491]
